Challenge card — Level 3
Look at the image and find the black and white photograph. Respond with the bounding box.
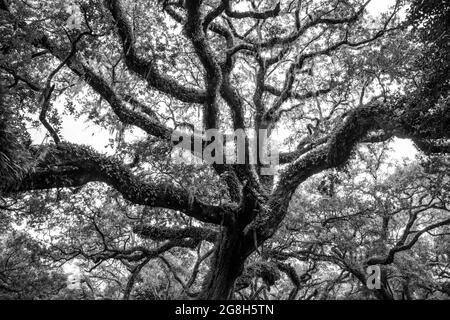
[0,0,449,311]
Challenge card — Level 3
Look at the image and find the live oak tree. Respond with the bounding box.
[0,0,449,299]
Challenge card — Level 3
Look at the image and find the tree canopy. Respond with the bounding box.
[0,0,449,300]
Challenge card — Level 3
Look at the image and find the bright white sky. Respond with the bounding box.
[367,0,395,15]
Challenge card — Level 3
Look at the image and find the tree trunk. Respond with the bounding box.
[198,228,247,300]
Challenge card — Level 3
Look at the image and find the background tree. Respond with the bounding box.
[266,145,450,300]
[0,0,449,299]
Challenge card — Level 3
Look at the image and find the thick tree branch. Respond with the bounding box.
[133,225,218,243]
[2,143,236,225]
[247,95,450,244]
[184,0,223,130]
[104,0,206,104]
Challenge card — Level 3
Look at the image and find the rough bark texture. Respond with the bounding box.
[198,228,247,300]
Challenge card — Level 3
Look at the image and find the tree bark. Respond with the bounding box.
[198,228,247,300]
